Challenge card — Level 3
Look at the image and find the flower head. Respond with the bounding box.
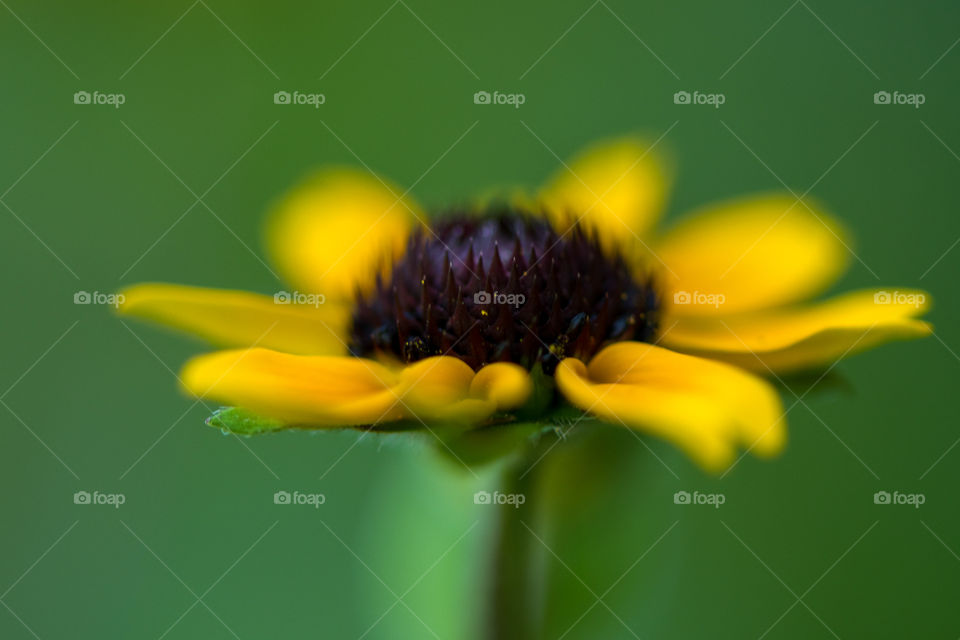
[350,212,659,372]
[119,136,932,471]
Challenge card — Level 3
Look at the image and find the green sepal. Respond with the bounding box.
[434,401,601,469]
[435,419,549,467]
[512,362,555,421]
[206,407,287,435]
[206,407,433,436]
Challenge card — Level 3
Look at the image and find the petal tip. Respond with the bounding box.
[470,362,533,411]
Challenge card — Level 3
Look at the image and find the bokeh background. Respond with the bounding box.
[2,0,958,637]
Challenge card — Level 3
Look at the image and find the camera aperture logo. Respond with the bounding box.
[873,290,925,308]
[274,290,326,307]
[673,490,725,508]
[73,490,126,508]
[473,290,525,308]
[673,290,725,309]
[473,90,526,108]
[873,91,925,108]
[474,491,526,508]
[273,90,326,108]
[673,90,725,108]
[873,490,925,508]
[273,490,325,508]
[73,90,126,108]
[74,290,125,308]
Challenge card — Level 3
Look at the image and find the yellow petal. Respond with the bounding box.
[396,357,491,424]
[266,168,421,300]
[118,283,350,355]
[181,350,533,427]
[182,349,403,425]
[656,194,849,316]
[468,362,534,411]
[538,136,670,255]
[659,288,932,374]
[555,342,786,471]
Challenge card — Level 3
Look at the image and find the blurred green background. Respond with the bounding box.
[2,0,958,637]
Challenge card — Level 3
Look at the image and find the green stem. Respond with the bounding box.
[486,434,555,639]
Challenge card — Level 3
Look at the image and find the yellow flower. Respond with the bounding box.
[119,137,932,471]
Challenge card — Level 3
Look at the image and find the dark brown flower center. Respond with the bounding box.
[349,210,659,373]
